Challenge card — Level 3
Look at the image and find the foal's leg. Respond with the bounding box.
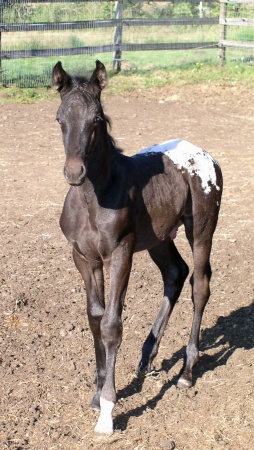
[94,233,135,435]
[138,240,189,374]
[72,248,106,410]
[177,217,212,388]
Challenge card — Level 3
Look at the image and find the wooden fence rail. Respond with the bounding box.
[0,0,254,83]
[219,0,254,64]
[0,17,219,33]
[0,0,219,73]
[2,42,218,61]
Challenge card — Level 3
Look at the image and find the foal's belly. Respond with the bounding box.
[134,213,182,252]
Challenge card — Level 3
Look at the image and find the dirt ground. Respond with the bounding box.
[1,83,254,450]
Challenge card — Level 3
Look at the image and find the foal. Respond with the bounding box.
[52,60,223,435]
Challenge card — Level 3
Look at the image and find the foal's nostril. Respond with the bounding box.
[79,165,84,179]
[64,163,86,185]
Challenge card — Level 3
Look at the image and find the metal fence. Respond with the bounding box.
[0,1,253,87]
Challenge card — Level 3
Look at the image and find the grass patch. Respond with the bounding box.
[1,60,254,103]
[0,86,57,103]
[2,43,254,90]
[107,62,254,93]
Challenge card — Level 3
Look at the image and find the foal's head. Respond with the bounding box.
[52,60,108,186]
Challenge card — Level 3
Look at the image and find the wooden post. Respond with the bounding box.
[0,31,2,85]
[113,0,123,72]
[0,3,3,85]
[219,1,228,65]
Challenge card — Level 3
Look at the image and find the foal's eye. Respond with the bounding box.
[56,118,62,125]
[94,116,102,124]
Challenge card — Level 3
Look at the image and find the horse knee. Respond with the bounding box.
[100,315,123,348]
[88,314,103,336]
[88,303,105,334]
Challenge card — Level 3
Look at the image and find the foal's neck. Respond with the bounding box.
[87,122,120,191]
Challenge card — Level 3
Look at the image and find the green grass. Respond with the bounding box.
[1,8,254,90]
[1,45,254,86]
[1,58,254,103]
[107,61,254,93]
[1,0,253,98]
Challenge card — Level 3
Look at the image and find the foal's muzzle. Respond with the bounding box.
[64,162,86,186]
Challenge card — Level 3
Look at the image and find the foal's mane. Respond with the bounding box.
[103,116,123,155]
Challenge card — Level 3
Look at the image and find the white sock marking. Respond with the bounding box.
[94,397,114,435]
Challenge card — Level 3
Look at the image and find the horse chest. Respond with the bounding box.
[70,202,131,260]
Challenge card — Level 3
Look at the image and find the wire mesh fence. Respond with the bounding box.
[0,1,253,87]
[219,1,254,64]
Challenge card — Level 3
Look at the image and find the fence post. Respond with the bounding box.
[219,0,228,65]
[113,0,123,72]
[0,2,3,84]
[0,31,2,85]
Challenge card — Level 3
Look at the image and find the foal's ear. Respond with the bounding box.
[90,60,108,91]
[52,61,71,93]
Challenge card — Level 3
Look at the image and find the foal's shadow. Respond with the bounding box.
[114,301,254,431]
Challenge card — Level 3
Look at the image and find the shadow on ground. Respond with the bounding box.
[114,302,254,431]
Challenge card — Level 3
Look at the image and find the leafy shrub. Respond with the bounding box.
[172,2,193,18]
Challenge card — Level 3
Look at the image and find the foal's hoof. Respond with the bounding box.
[94,429,113,439]
[136,359,151,376]
[93,428,114,442]
[94,419,113,437]
[177,375,192,389]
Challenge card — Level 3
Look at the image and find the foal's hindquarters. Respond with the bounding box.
[138,166,222,390]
